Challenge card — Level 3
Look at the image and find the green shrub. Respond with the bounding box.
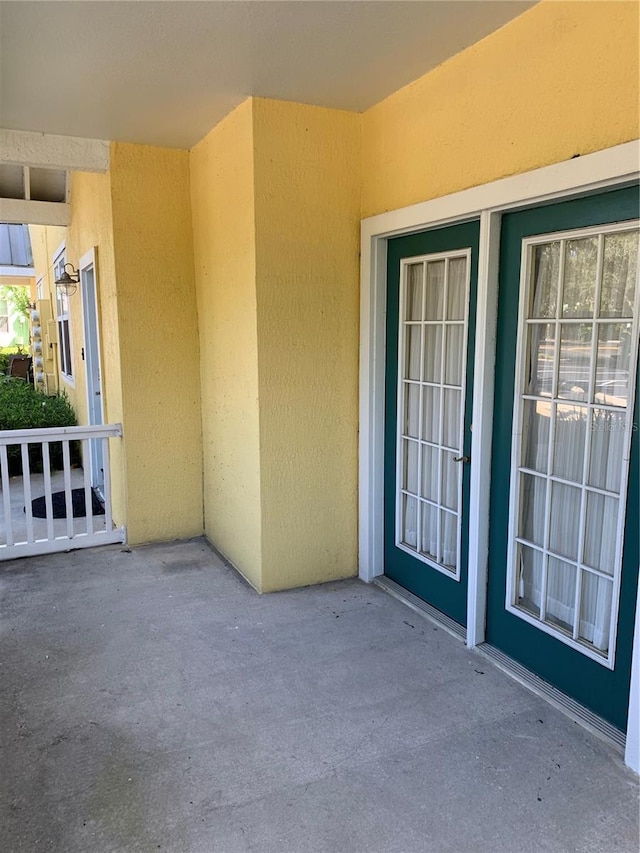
[0,379,78,474]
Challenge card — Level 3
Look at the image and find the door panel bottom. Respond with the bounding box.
[375,575,466,642]
[477,643,625,751]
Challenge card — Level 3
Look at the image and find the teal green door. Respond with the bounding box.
[487,186,640,730]
[384,221,480,626]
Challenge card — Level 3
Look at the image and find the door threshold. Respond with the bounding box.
[374,576,625,755]
[476,643,625,754]
[374,575,467,643]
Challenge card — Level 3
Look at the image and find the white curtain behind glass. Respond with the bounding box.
[516,228,638,654]
[399,256,467,572]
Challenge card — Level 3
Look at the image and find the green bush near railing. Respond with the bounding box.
[0,379,78,474]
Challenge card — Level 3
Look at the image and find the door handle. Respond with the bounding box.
[453,455,470,463]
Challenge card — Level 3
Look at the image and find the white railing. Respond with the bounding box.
[0,424,125,559]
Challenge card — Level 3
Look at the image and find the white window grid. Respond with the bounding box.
[506,220,640,669]
[395,248,471,580]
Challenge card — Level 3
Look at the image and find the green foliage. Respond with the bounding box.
[0,285,32,320]
[0,380,77,473]
[0,379,76,431]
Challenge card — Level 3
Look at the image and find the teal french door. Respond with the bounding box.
[384,221,480,626]
[487,186,640,730]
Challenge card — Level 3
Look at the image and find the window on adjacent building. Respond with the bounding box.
[53,247,73,381]
[0,299,9,333]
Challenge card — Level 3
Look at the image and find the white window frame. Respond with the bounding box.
[358,139,640,770]
[506,221,640,669]
[394,249,471,580]
[52,242,74,387]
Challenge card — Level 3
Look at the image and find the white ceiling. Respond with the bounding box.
[0,1,535,150]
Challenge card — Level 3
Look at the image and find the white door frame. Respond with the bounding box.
[358,139,640,770]
[79,247,106,494]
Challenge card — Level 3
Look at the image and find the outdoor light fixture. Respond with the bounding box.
[55,263,79,297]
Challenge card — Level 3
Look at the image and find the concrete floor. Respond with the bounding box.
[0,540,638,853]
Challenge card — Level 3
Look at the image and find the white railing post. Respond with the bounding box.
[0,423,125,559]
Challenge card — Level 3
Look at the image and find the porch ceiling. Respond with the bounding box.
[0,0,535,150]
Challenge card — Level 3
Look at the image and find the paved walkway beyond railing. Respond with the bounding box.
[0,424,125,559]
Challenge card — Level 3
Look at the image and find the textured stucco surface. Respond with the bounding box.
[190,101,263,589]
[253,99,361,591]
[109,143,203,545]
[361,0,640,216]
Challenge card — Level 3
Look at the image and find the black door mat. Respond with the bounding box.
[29,488,105,519]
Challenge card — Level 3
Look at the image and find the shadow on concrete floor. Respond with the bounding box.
[0,539,638,853]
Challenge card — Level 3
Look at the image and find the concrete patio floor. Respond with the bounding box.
[1,540,638,853]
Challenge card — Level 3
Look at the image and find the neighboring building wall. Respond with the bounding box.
[361,0,640,217]
[29,224,68,395]
[190,100,263,589]
[108,143,203,545]
[0,275,34,347]
[252,99,361,592]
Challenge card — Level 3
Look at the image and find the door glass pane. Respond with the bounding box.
[441,451,458,511]
[425,261,444,320]
[403,383,420,437]
[527,323,555,396]
[401,495,418,550]
[579,571,613,652]
[402,440,419,494]
[600,231,638,318]
[522,400,550,473]
[553,404,587,482]
[441,511,457,569]
[447,257,467,320]
[516,544,543,617]
[421,445,438,503]
[508,224,639,662]
[546,557,576,634]
[562,237,598,317]
[396,250,470,577]
[422,386,440,443]
[421,503,438,560]
[583,492,617,574]
[558,323,592,401]
[423,326,442,382]
[531,242,560,318]
[588,409,624,492]
[406,263,424,320]
[444,325,464,386]
[549,482,581,560]
[595,323,632,407]
[405,326,422,380]
[442,388,461,450]
[519,473,546,547]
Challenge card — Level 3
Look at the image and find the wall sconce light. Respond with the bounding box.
[55,263,79,297]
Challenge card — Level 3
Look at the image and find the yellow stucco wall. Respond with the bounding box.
[252,99,361,591]
[361,0,640,216]
[109,143,203,545]
[190,100,264,588]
